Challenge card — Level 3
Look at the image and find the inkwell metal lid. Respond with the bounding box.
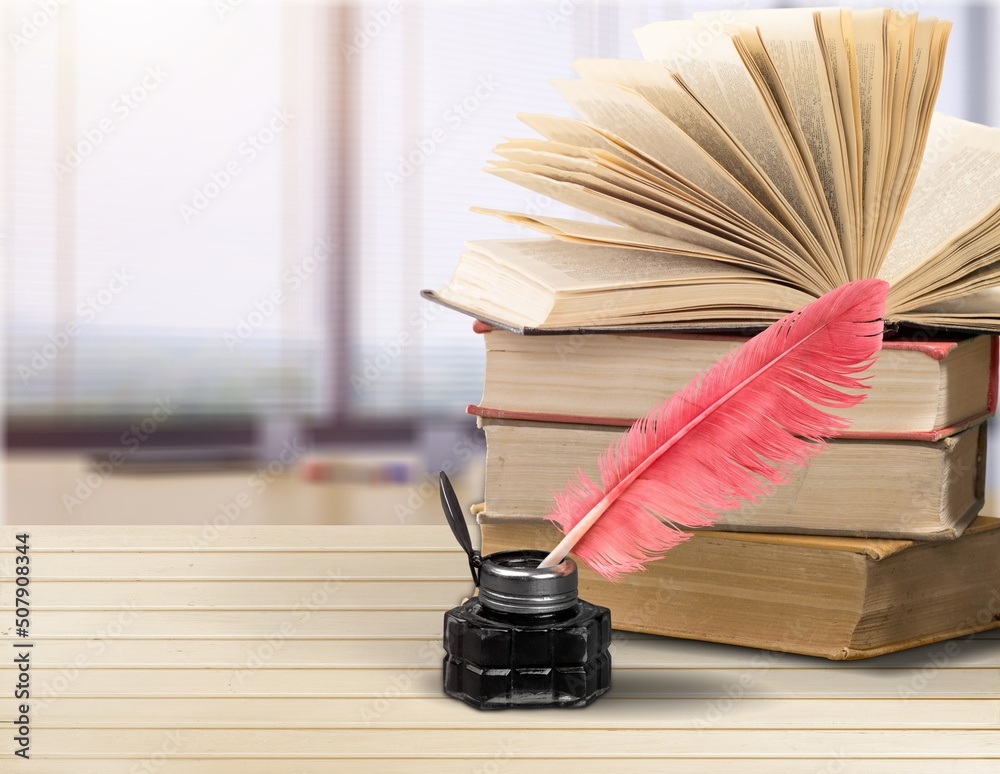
[477,550,578,614]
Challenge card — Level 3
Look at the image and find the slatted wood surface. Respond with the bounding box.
[1,525,999,772]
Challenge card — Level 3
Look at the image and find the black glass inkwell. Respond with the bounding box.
[438,472,612,709]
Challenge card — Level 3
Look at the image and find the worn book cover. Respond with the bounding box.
[480,516,1000,660]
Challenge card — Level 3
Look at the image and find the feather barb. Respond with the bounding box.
[537,279,889,580]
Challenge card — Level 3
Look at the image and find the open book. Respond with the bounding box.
[426,8,1000,333]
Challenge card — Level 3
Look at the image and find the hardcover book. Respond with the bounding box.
[478,417,987,540]
[473,327,998,440]
[479,515,1000,660]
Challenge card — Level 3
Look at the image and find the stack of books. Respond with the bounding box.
[471,325,999,659]
[426,8,1000,658]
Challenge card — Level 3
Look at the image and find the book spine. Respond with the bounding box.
[989,336,998,414]
[479,421,987,540]
[480,521,863,660]
[480,519,1000,660]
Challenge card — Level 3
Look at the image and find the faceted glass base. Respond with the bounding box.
[443,598,612,710]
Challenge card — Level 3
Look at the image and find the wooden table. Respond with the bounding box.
[2,525,998,772]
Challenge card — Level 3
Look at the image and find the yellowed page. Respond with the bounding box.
[516,111,820,275]
[818,7,862,278]
[477,173,780,262]
[464,238,768,292]
[703,8,855,279]
[489,149,795,261]
[550,78,792,244]
[634,19,838,272]
[494,134,810,263]
[897,263,1000,310]
[516,113,734,214]
[570,57,816,261]
[473,208,825,291]
[899,286,1000,332]
[518,112,638,158]
[488,157,794,263]
[868,11,917,263]
[874,17,951,264]
[848,8,890,276]
[516,119,736,220]
[881,115,1000,300]
[450,239,810,329]
[486,164,795,271]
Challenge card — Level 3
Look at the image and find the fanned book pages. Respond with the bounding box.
[426,8,1000,333]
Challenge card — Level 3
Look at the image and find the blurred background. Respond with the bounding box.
[3,0,999,525]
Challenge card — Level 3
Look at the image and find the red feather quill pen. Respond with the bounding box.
[538,279,890,581]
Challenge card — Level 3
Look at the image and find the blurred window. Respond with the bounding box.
[4,0,332,418]
[3,1,990,422]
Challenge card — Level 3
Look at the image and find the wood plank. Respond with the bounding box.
[0,580,468,608]
[21,728,1000,756]
[6,667,998,698]
[0,526,465,550]
[8,609,445,636]
[14,761,1000,774]
[16,634,1000,669]
[14,606,996,644]
[0,550,471,578]
[8,637,451,668]
[10,696,999,729]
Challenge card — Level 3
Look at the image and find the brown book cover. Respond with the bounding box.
[479,418,987,541]
[479,516,1000,660]
[466,321,998,441]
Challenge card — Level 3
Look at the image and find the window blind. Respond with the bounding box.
[4,0,333,418]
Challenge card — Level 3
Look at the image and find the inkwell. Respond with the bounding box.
[438,472,612,710]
